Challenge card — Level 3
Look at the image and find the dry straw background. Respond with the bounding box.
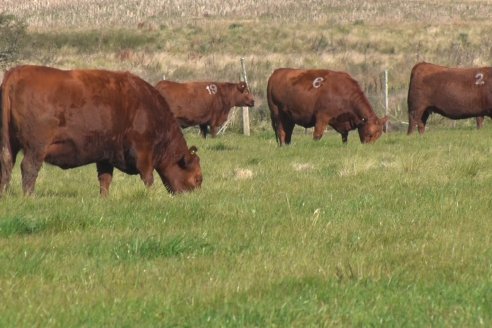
[1,0,492,128]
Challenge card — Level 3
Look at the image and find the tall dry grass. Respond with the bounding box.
[1,0,491,30]
[1,0,491,128]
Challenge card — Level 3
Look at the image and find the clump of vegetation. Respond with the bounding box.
[0,13,27,70]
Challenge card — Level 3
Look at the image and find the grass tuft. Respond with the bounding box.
[0,217,47,237]
[112,236,214,261]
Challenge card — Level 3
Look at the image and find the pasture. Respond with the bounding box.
[2,0,492,326]
[2,127,492,326]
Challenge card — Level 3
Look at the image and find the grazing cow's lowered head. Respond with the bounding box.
[161,146,203,194]
[357,116,388,144]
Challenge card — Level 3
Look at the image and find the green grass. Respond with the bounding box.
[1,126,492,326]
[2,1,492,325]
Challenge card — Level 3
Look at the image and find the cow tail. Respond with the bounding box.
[0,81,13,193]
[407,70,415,112]
[407,64,423,114]
[266,78,280,145]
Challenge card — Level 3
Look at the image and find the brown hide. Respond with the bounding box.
[0,65,202,196]
[267,68,387,145]
[155,80,254,138]
[407,62,492,134]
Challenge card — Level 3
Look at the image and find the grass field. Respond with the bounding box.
[2,0,492,326]
[1,127,492,326]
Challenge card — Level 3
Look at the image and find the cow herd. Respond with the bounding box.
[0,61,490,197]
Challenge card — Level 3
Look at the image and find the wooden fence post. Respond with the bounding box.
[240,57,250,136]
[384,69,389,131]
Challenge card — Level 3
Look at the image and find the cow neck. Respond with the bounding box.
[354,91,378,122]
[152,96,190,167]
[219,83,235,110]
[158,124,189,167]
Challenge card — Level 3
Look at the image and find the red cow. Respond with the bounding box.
[267,68,388,145]
[0,65,202,196]
[407,62,492,134]
[155,80,254,138]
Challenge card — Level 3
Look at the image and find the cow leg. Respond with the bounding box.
[199,124,208,138]
[283,120,295,145]
[270,122,279,144]
[97,161,114,197]
[407,119,415,135]
[269,104,285,146]
[476,116,484,129]
[0,143,20,195]
[313,115,329,141]
[136,152,154,188]
[407,111,418,135]
[272,119,287,146]
[270,112,285,146]
[341,132,349,144]
[408,107,427,135]
[275,120,291,145]
[20,150,44,196]
[273,112,294,146]
[407,107,423,135]
[419,110,431,134]
[210,125,218,138]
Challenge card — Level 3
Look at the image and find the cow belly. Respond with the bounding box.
[431,105,486,119]
[45,139,88,169]
[44,134,113,169]
[291,112,315,128]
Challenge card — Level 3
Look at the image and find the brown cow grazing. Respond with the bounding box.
[407,62,492,134]
[154,80,255,138]
[0,65,202,197]
[267,68,388,145]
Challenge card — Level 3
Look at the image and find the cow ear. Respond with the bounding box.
[179,146,199,169]
[237,82,246,92]
[358,117,367,127]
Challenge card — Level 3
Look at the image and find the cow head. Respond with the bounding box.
[235,82,255,107]
[357,116,388,143]
[161,146,202,194]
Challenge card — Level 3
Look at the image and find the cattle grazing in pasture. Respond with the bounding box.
[0,65,202,197]
[267,68,388,145]
[407,62,492,134]
[154,80,255,138]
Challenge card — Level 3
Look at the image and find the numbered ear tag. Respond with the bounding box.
[206,84,218,94]
[312,77,324,88]
[475,73,485,85]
